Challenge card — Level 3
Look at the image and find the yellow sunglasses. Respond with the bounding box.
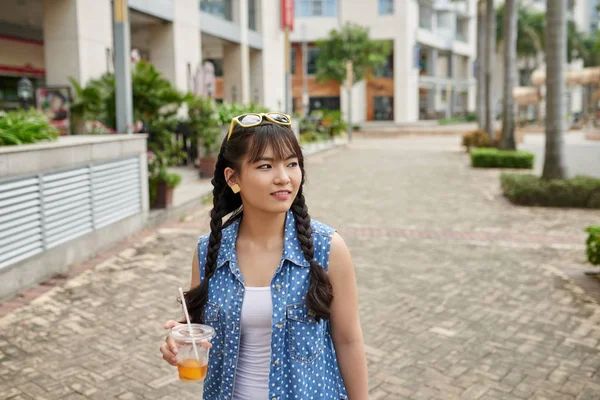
[226,112,292,141]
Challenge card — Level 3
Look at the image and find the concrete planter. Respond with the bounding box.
[0,134,149,300]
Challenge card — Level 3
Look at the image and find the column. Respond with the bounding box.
[250,50,263,104]
[258,0,286,111]
[149,0,201,92]
[42,0,113,86]
[394,0,420,122]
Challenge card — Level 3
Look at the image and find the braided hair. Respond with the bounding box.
[184,122,333,322]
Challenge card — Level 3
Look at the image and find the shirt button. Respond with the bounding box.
[276,323,283,329]
[273,359,279,366]
[275,284,281,291]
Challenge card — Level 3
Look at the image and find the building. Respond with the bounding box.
[0,0,478,123]
[0,0,287,114]
[290,0,478,123]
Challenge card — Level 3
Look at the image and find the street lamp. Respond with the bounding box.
[17,77,33,109]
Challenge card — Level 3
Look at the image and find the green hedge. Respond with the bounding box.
[471,148,534,169]
[501,173,600,208]
[586,225,600,266]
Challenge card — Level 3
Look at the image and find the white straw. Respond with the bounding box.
[178,287,200,361]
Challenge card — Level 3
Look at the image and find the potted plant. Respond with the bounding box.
[147,150,182,208]
[585,225,600,277]
[186,96,222,178]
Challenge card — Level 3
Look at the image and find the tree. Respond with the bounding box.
[315,22,392,86]
[499,0,518,150]
[543,0,568,179]
[496,4,544,59]
[484,0,496,138]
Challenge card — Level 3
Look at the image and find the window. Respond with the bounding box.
[373,53,394,78]
[309,96,340,112]
[200,0,232,21]
[379,0,394,15]
[373,96,394,120]
[419,4,433,29]
[248,0,257,30]
[295,0,337,17]
[306,48,320,75]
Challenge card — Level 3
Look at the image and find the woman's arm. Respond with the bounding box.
[328,232,368,400]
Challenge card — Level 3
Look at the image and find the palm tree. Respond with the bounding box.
[542,0,568,179]
[499,0,518,150]
[484,0,496,138]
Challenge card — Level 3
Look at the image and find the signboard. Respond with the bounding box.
[36,86,71,136]
[281,0,294,31]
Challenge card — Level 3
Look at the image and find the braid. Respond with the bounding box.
[183,153,230,323]
[291,190,333,321]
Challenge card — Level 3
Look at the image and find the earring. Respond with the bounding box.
[231,184,241,194]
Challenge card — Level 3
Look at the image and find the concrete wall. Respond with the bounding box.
[0,135,149,301]
[42,0,113,86]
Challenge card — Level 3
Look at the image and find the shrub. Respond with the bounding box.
[500,173,600,208]
[461,129,502,151]
[471,148,534,169]
[0,109,59,146]
[585,225,600,266]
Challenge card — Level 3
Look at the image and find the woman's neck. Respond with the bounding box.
[238,208,287,248]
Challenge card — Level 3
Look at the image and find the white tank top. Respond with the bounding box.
[232,286,273,400]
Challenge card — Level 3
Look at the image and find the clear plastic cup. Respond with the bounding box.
[170,324,215,382]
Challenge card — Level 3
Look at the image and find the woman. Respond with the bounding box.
[160,113,368,399]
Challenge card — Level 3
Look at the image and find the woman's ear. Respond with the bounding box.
[224,167,238,188]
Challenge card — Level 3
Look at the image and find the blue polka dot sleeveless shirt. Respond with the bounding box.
[196,210,348,400]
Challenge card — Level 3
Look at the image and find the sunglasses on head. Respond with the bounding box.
[226,112,292,141]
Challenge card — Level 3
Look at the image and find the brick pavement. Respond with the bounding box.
[1,136,600,400]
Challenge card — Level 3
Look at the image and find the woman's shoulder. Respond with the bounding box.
[310,218,336,240]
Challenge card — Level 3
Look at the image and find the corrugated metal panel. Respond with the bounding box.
[0,177,43,269]
[0,157,142,269]
[92,158,141,230]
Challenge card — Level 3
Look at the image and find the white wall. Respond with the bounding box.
[259,0,286,112]
[43,0,113,86]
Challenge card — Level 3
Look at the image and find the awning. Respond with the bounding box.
[531,66,600,87]
[513,86,540,105]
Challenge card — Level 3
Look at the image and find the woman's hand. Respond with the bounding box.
[160,320,182,366]
[160,320,213,367]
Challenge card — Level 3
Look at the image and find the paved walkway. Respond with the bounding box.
[1,137,600,400]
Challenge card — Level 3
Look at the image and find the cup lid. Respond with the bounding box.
[170,324,215,343]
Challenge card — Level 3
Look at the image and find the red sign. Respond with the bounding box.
[281,0,294,31]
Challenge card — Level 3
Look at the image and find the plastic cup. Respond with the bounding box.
[170,324,215,382]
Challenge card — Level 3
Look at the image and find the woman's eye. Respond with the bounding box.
[288,162,299,168]
[258,164,271,169]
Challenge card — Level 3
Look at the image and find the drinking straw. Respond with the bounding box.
[178,287,200,361]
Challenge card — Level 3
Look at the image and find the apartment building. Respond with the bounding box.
[0,0,287,113]
[290,0,477,123]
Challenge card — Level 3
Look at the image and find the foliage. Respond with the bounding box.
[70,61,183,131]
[315,22,392,85]
[471,148,534,169]
[585,225,600,266]
[86,121,116,135]
[500,174,600,208]
[185,96,222,157]
[216,102,269,126]
[147,150,182,205]
[440,113,477,125]
[496,4,545,58]
[0,109,59,146]
[311,109,347,136]
[462,129,500,151]
[299,131,330,144]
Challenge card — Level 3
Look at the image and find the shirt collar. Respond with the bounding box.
[216,210,310,269]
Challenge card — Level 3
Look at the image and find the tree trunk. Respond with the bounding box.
[500,0,517,150]
[484,0,496,139]
[476,0,486,129]
[542,0,568,179]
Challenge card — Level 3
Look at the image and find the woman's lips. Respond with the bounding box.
[271,190,291,200]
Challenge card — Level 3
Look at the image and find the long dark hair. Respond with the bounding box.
[183,122,333,322]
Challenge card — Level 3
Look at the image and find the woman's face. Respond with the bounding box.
[229,144,302,214]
